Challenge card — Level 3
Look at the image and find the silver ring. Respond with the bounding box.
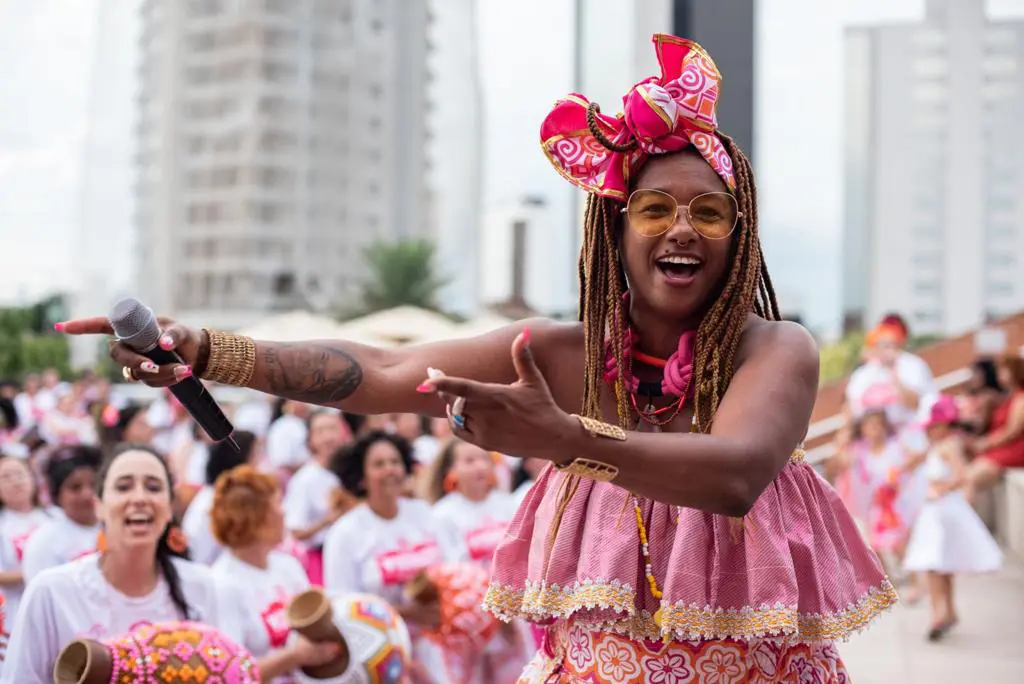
[451,396,466,418]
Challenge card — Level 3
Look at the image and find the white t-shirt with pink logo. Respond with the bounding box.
[431,491,517,571]
[0,507,55,625]
[322,498,456,607]
[20,512,101,584]
[0,554,221,684]
[845,353,937,427]
[212,551,309,681]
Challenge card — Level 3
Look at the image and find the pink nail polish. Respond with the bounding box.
[160,335,174,349]
[175,366,193,380]
[522,326,531,345]
[53,322,65,332]
[416,383,433,393]
[141,362,158,373]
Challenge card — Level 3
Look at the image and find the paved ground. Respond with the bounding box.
[840,552,1024,683]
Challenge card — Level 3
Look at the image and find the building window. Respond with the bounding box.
[913,310,942,325]
[189,0,222,17]
[912,251,942,268]
[913,280,942,296]
[987,281,1014,297]
[988,253,1016,268]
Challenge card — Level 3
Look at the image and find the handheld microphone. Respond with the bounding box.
[109,298,239,452]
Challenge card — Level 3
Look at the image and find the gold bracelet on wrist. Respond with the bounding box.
[200,329,257,387]
[554,414,627,482]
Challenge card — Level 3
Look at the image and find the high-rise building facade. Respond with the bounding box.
[135,0,432,329]
[842,0,1024,335]
[672,0,756,160]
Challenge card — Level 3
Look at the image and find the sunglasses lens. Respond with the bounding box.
[625,190,677,236]
[688,193,738,239]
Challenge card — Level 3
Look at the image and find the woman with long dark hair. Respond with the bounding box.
[2,444,221,683]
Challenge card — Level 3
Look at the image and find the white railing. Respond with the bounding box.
[806,343,1024,466]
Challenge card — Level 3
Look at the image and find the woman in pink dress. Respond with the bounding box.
[63,34,894,682]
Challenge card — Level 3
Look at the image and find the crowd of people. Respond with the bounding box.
[827,314,1023,641]
[1,32,1020,683]
[0,370,544,682]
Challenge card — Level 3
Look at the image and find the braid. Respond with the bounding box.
[576,135,779,434]
[544,135,780,562]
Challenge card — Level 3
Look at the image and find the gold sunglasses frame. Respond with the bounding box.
[620,190,743,240]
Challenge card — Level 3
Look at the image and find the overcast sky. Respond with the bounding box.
[1,0,1022,334]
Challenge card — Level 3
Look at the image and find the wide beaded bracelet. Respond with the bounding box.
[554,414,627,482]
[200,329,257,387]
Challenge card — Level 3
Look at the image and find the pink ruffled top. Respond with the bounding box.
[483,451,898,644]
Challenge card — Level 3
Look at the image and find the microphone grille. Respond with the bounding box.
[109,298,161,352]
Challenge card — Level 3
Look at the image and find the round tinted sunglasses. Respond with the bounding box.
[621,189,742,240]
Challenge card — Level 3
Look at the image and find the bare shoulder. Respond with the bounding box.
[736,316,819,382]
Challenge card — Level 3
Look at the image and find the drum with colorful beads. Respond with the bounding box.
[52,620,260,684]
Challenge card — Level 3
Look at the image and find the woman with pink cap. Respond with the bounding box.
[902,395,1002,641]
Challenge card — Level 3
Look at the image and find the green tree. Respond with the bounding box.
[0,298,71,379]
[818,331,866,386]
[354,239,448,315]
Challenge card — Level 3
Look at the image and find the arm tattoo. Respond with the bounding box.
[258,342,363,405]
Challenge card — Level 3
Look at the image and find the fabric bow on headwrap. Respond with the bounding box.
[540,34,736,199]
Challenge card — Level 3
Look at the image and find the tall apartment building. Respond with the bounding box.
[843,0,1024,335]
[672,0,756,161]
[135,0,432,330]
[427,0,483,317]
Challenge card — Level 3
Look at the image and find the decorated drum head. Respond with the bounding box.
[290,593,411,684]
[53,620,260,684]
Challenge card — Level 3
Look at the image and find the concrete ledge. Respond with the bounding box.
[1003,468,1024,561]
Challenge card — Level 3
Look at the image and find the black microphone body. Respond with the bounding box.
[110,298,237,448]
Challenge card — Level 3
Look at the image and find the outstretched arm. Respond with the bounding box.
[428,320,819,516]
[60,315,561,417]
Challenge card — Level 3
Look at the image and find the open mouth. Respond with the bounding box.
[125,513,155,530]
[656,255,703,281]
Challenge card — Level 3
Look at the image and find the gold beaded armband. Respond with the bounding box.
[554,414,627,482]
[200,329,257,387]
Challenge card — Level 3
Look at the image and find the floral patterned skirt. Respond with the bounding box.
[517,621,850,683]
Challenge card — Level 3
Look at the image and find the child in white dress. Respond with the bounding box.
[903,395,1002,641]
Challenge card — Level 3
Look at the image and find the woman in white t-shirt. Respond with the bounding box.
[323,432,458,684]
[211,464,340,682]
[428,440,517,569]
[180,431,259,565]
[282,410,350,586]
[2,444,222,684]
[0,455,53,639]
[21,445,103,583]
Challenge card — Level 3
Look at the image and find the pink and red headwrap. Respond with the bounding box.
[540,34,735,199]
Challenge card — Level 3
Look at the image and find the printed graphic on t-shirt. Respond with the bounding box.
[71,547,97,562]
[464,520,508,562]
[260,587,292,648]
[10,526,39,563]
[858,380,899,413]
[376,539,444,586]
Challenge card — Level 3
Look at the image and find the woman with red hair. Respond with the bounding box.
[210,464,340,681]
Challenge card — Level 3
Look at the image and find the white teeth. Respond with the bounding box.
[658,255,701,265]
[127,515,152,523]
